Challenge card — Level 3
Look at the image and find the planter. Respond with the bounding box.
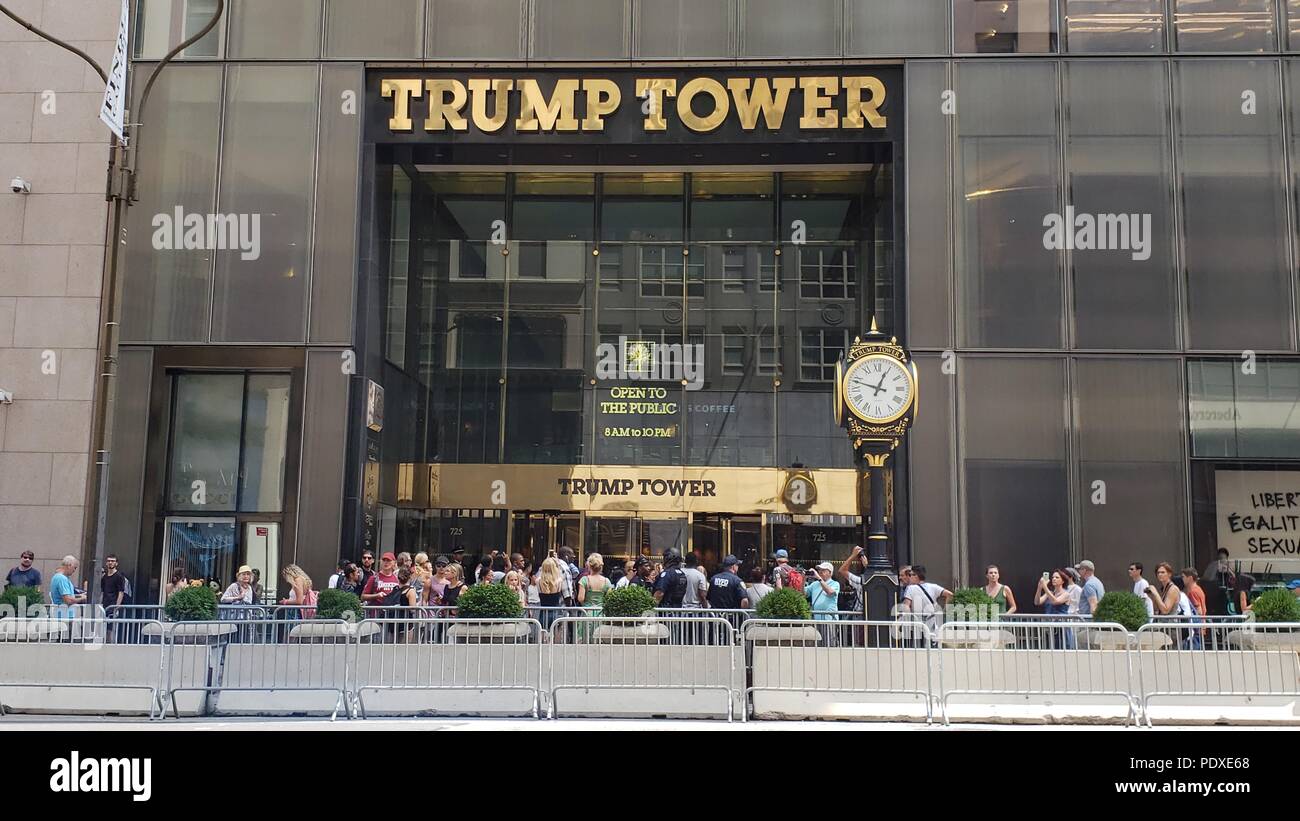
[591,623,672,644]
[288,621,381,642]
[940,628,1017,649]
[447,622,533,644]
[0,618,70,641]
[1081,629,1171,650]
[745,625,821,646]
[142,622,238,644]
[1226,630,1300,652]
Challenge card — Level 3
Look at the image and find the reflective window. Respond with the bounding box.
[1189,359,1300,458]
[1065,60,1178,349]
[961,357,1070,599]
[847,0,949,56]
[636,0,735,58]
[907,62,953,349]
[742,0,843,57]
[325,0,423,58]
[213,65,319,343]
[1075,358,1187,591]
[166,373,291,513]
[229,0,321,58]
[691,173,775,243]
[908,355,958,586]
[955,0,1058,53]
[533,0,629,58]
[1177,60,1292,351]
[135,0,225,58]
[1174,0,1276,52]
[955,61,1063,348]
[122,67,222,343]
[1291,0,1300,48]
[428,0,527,59]
[1063,0,1164,52]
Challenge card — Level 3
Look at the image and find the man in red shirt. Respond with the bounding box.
[361,552,401,616]
[1181,567,1208,649]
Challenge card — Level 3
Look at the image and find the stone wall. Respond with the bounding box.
[0,0,117,581]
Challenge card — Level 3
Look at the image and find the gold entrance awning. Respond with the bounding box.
[398,463,861,516]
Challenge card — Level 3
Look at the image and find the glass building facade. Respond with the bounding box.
[107,0,1300,605]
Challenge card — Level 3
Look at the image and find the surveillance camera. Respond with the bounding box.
[9,178,30,194]
[0,389,13,404]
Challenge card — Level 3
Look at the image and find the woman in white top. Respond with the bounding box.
[614,559,636,589]
[221,566,255,604]
[745,567,773,607]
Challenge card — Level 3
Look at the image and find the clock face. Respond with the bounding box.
[843,355,914,423]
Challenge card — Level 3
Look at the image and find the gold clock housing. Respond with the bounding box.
[832,358,844,427]
[841,353,918,425]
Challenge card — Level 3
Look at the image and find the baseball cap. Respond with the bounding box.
[816,561,834,572]
[434,555,450,567]
[451,547,465,554]
[1286,579,1300,590]
[774,549,789,559]
[381,552,396,562]
[237,565,252,575]
[1076,560,1095,572]
[722,555,739,567]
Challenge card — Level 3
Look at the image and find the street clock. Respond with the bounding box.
[833,318,918,623]
[835,318,918,450]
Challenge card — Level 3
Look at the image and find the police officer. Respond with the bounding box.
[653,548,689,608]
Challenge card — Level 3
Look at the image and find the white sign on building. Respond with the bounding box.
[1214,469,1300,557]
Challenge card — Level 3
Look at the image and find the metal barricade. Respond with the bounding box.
[1135,620,1300,726]
[0,617,166,718]
[993,613,1090,650]
[548,616,739,720]
[743,618,936,723]
[935,620,1138,725]
[352,618,544,718]
[161,618,354,721]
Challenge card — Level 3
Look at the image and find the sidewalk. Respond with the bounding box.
[0,716,1276,731]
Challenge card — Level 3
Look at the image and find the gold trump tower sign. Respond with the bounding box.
[367,69,901,143]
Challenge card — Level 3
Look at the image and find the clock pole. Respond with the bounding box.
[863,450,892,571]
[834,318,919,625]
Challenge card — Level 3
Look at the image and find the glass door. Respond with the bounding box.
[242,522,279,605]
[510,512,584,568]
[161,517,237,603]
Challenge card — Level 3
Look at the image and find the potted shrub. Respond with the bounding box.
[592,585,668,643]
[0,585,65,641]
[0,586,44,618]
[1084,590,1168,649]
[146,584,234,641]
[290,589,379,641]
[749,587,819,646]
[939,587,1015,648]
[448,584,531,643]
[1229,588,1300,651]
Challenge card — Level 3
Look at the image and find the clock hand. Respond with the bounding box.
[870,374,887,396]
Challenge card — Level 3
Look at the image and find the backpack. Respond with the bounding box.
[302,588,318,620]
[658,567,688,608]
[782,566,805,593]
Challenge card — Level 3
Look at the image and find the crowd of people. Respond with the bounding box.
[6,544,1297,634]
